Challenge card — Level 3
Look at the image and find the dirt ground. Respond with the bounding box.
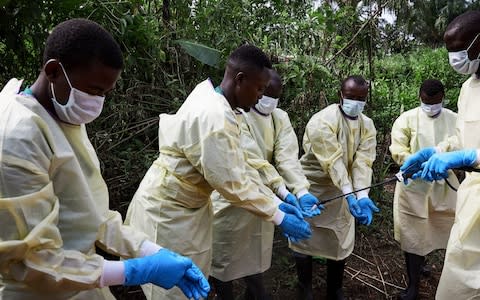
[111,181,444,300]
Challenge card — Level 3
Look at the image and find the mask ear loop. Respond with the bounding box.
[50,61,74,108]
[57,62,73,89]
[466,32,480,59]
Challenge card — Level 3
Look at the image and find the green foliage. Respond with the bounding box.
[0,0,84,83]
[388,0,480,46]
[0,0,475,219]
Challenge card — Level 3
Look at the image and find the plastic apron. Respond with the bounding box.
[436,76,480,299]
[0,79,147,300]
[290,104,376,260]
[390,107,458,256]
[125,80,280,300]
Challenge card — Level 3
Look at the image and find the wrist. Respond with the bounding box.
[276,185,290,200]
[272,208,285,225]
[356,190,369,199]
[139,240,162,257]
[341,184,353,195]
[101,260,125,287]
[296,189,309,199]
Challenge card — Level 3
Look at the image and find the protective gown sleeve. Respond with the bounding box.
[389,113,412,165]
[306,116,353,194]
[0,125,104,291]
[95,210,149,259]
[239,117,286,196]
[436,135,460,153]
[272,110,310,195]
[351,118,377,198]
[189,114,282,222]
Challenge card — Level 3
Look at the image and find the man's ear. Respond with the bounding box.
[234,72,245,84]
[44,59,62,83]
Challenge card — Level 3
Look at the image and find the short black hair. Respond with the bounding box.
[43,18,123,71]
[227,44,272,73]
[420,79,444,96]
[446,11,480,34]
[341,75,369,91]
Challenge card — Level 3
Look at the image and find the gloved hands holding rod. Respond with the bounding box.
[278,202,312,243]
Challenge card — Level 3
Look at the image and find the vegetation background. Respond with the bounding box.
[1,0,479,299]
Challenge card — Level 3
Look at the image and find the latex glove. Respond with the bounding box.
[279,202,304,220]
[124,248,194,289]
[299,193,324,217]
[345,195,366,221]
[284,193,302,212]
[420,149,477,182]
[357,197,380,226]
[279,213,312,243]
[278,202,311,243]
[177,264,210,300]
[400,147,436,183]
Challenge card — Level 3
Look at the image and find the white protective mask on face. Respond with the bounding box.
[51,62,105,125]
[341,98,366,118]
[255,95,279,115]
[421,102,443,117]
[448,33,480,75]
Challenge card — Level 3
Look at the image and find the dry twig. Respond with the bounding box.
[351,252,375,266]
[345,266,404,290]
[345,269,388,296]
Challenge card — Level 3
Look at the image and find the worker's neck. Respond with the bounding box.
[219,79,237,109]
[30,74,55,115]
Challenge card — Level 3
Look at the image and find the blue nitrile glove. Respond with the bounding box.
[299,193,324,217]
[420,149,477,182]
[124,248,193,288]
[345,194,365,221]
[279,202,304,220]
[177,264,210,300]
[284,193,302,212]
[279,213,312,243]
[357,197,380,226]
[401,147,436,183]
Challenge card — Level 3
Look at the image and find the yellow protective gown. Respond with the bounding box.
[124,79,282,300]
[290,104,376,260]
[211,108,309,281]
[0,79,149,300]
[390,107,458,256]
[436,76,480,299]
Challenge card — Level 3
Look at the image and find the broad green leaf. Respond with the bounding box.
[176,40,222,68]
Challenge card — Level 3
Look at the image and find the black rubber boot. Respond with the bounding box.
[421,259,431,278]
[326,259,345,300]
[294,253,313,300]
[243,273,271,300]
[210,277,234,300]
[398,252,425,300]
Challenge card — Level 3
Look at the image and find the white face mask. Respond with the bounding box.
[421,102,443,117]
[341,98,365,118]
[448,33,480,75]
[51,62,105,125]
[254,95,279,115]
